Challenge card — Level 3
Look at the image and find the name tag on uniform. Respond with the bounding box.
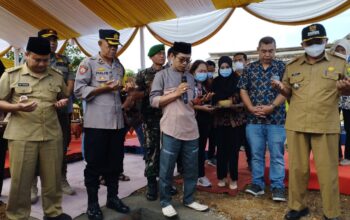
[95,71,110,82]
[18,83,30,87]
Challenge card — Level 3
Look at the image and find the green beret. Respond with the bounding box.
[148,44,165,57]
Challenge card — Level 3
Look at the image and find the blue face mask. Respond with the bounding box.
[219,68,232,77]
[195,72,208,82]
[207,72,214,79]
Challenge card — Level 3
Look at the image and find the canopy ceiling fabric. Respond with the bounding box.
[0,0,349,57]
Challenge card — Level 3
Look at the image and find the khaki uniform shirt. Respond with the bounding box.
[283,52,348,133]
[74,54,124,130]
[0,64,68,141]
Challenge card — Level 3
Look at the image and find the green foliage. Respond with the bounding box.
[125,69,135,78]
[63,43,85,72]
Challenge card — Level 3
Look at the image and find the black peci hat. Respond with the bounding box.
[26,37,51,55]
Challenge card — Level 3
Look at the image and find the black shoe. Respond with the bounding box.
[170,185,178,196]
[86,203,103,220]
[324,215,340,220]
[106,197,130,214]
[44,213,72,220]
[272,188,286,202]
[146,177,158,201]
[284,208,309,220]
[245,184,264,196]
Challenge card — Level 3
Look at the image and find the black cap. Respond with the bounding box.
[99,29,121,46]
[26,37,51,55]
[302,24,327,42]
[38,28,58,40]
[173,42,191,54]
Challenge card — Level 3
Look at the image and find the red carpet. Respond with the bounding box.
[4,134,350,195]
[265,149,350,195]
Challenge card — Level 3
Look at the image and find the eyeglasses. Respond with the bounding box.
[176,56,192,64]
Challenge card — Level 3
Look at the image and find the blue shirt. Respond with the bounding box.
[237,60,286,125]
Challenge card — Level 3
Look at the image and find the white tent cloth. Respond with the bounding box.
[0,39,10,52]
[164,0,217,17]
[246,0,348,22]
[75,28,137,56]
[147,8,233,45]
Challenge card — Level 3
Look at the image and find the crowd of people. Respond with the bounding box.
[0,23,349,220]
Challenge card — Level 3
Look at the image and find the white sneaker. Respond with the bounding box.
[185,202,209,212]
[340,159,350,166]
[162,205,177,217]
[229,181,238,190]
[217,178,226,187]
[197,176,212,187]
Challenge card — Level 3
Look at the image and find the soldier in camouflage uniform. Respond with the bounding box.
[133,44,177,200]
[30,29,76,204]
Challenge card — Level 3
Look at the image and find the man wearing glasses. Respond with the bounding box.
[150,42,208,218]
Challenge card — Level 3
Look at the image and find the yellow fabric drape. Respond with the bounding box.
[146,9,234,47]
[80,0,176,30]
[57,40,69,55]
[244,1,350,25]
[73,38,91,57]
[73,28,139,58]
[0,0,79,39]
[0,57,14,68]
[0,46,12,57]
[212,0,264,9]
[116,28,139,57]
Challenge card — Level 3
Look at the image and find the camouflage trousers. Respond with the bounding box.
[143,122,161,178]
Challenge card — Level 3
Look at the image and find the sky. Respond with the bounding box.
[118,8,350,73]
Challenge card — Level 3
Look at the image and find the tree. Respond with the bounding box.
[63,43,85,72]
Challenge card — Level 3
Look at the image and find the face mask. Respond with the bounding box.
[219,68,232,78]
[207,72,214,78]
[195,72,208,82]
[304,43,326,57]
[234,62,244,71]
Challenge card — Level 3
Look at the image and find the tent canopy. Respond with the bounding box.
[0,0,349,58]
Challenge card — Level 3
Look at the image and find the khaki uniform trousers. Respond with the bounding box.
[6,139,63,220]
[287,130,340,218]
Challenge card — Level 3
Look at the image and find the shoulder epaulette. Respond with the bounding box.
[286,56,300,65]
[6,65,22,73]
[331,52,346,60]
[50,66,63,75]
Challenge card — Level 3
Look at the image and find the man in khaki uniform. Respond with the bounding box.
[0,37,71,220]
[29,29,76,204]
[274,24,350,220]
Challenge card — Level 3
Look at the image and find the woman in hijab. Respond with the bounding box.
[212,56,246,190]
[333,38,350,165]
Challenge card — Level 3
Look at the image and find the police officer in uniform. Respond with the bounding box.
[74,29,130,220]
[132,44,178,200]
[273,24,350,220]
[0,37,71,220]
[29,29,76,201]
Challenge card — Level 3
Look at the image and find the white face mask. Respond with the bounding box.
[304,43,326,57]
[234,62,244,71]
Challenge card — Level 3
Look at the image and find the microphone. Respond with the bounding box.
[181,75,188,104]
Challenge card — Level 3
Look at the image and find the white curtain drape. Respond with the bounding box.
[74,28,137,56]
[246,0,348,22]
[147,8,233,45]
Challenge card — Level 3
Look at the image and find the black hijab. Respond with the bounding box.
[212,56,239,104]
